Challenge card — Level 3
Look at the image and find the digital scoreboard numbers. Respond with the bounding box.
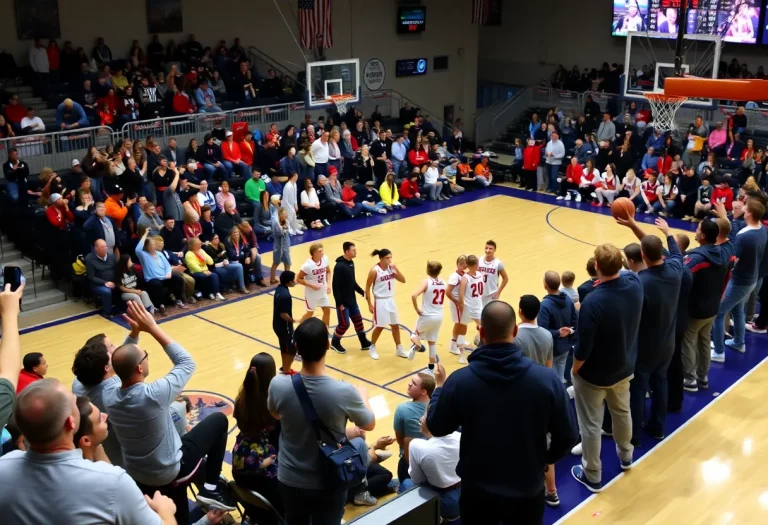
[397,6,426,34]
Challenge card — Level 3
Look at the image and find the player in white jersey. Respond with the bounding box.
[479,240,509,307]
[296,243,332,326]
[457,255,484,364]
[409,261,446,373]
[365,248,407,360]
[445,255,469,356]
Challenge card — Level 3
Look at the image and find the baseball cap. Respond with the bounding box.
[328,166,338,175]
[365,180,375,187]
[225,131,233,137]
[50,193,62,204]
[72,159,80,167]
[108,185,124,195]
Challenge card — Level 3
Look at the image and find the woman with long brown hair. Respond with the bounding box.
[232,352,283,520]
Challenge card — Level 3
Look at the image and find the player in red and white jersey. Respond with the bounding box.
[478,240,509,307]
[296,242,332,326]
[409,261,446,373]
[457,255,484,364]
[365,248,407,360]
[445,255,468,356]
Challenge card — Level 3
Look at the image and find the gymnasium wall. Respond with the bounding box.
[478,0,768,87]
[0,0,478,125]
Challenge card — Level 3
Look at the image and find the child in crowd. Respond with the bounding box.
[691,175,713,221]
[559,271,581,309]
[270,207,292,284]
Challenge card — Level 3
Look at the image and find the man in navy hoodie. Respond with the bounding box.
[538,271,578,384]
[712,199,767,362]
[571,243,643,493]
[617,217,683,446]
[427,301,577,524]
[682,219,731,392]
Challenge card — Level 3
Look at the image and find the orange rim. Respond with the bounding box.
[645,94,688,103]
[664,77,768,101]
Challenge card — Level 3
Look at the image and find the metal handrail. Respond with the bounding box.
[247,45,306,90]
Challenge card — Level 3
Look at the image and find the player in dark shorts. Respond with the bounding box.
[273,271,297,375]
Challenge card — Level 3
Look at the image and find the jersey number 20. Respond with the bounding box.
[471,282,484,298]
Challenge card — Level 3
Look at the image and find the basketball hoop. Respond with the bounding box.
[643,93,688,133]
[329,94,354,115]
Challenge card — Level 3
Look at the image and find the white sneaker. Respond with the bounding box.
[710,349,725,363]
[575,194,582,202]
[425,367,435,376]
[369,346,380,360]
[288,229,297,236]
[557,177,563,183]
[564,194,572,201]
[710,340,715,349]
[566,385,575,400]
[395,346,410,359]
[473,334,481,346]
[556,196,565,200]
[408,344,418,360]
[458,351,468,364]
[215,293,226,301]
[449,343,461,356]
[208,294,216,300]
[571,442,583,456]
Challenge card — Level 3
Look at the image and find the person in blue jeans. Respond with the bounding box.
[2,148,29,203]
[84,239,117,316]
[712,200,767,362]
[544,131,565,193]
[653,173,678,216]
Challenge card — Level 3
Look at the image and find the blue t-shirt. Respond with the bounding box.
[394,401,427,455]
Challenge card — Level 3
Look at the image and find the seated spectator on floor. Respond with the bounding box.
[339,178,363,218]
[379,172,403,211]
[20,107,45,135]
[105,301,235,523]
[195,80,222,113]
[232,353,284,519]
[356,180,388,216]
[423,159,445,201]
[184,238,226,301]
[400,171,424,207]
[0,378,176,523]
[203,233,247,292]
[473,155,493,187]
[636,171,660,213]
[267,318,376,524]
[46,193,75,230]
[394,373,435,488]
[16,353,48,394]
[313,175,338,223]
[86,239,118,316]
[399,404,461,521]
[116,253,155,313]
[222,131,250,177]
[135,230,189,310]
[137,202,164,236]
[56,98,90,131]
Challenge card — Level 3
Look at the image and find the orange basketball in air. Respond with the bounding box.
[611,197,635,220]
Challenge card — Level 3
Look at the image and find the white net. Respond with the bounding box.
[331,95,354,116]
[644,94,688,133]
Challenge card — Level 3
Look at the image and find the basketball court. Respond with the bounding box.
[17,186,768,523]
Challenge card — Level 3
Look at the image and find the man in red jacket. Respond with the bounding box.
[522,138,542,191]
[221,130,250,177]
[45,193,74,230]
[16,352,48,393]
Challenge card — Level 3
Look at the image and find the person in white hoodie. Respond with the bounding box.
[280,172,304,236]
[545,131,565,194]
[29,38,50,101]
[423,159,444,201]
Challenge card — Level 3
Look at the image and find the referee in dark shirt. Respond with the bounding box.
[273,271,297,375]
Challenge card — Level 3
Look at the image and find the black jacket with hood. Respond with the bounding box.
[332,255,365,308]
[426,342,578,499]
[538,292,578,357]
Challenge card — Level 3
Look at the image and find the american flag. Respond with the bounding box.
[472,0,489,25]
[299,0,333,50]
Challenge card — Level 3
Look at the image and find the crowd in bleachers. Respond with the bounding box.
[0,98,492,318]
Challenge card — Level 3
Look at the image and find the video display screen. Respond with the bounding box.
[612,0,760,44]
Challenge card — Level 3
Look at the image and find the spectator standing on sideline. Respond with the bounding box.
[571,244,642,492]
[617,217,683,446]
[330,242,373,354]
[0,284,23,429]
[682,219,730,392]
[538,271,578,384]
[0,378,177,524]
[514,295,561,507]
[712,200,767,362]
[427,301,578,524]
[267,318,376,524]
[545,131,565,194]
[104,302,235,524]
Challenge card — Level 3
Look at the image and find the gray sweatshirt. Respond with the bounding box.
[103,341,197,485]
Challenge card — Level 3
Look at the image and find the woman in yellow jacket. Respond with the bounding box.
[184,237,227,301]
[379,172,404,211]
